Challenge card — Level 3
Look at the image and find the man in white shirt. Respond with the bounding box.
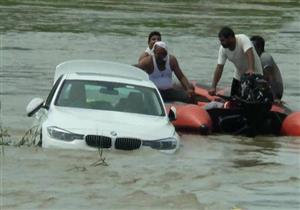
[209,26,263,97]
[250,35,283,100]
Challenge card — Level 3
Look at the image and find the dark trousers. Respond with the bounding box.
[231,78,241,97]
[159,88,189,103]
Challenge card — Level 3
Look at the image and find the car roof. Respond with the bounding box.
[54,60,149,84]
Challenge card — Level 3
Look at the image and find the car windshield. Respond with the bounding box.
[55,80,165,116]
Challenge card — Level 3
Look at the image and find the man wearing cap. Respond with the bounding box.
[135,41,195,103]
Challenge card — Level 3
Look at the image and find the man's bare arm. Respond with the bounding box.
[245,48,255,74]
[170,56,194,92]
[138,52,150,63]
[208,64,224,95]
[134,56,152,74]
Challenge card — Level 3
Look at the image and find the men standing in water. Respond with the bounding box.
[135,41,195,103]
[250,35,283,101]
[138,31,162,62]
[208,26,263,97]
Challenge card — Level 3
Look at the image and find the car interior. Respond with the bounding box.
[56,80,163,116]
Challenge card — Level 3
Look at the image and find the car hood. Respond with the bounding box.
[45,107,175,140]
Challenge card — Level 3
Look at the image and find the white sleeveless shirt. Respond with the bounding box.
[149,55,173,90]
[145,47,153,55]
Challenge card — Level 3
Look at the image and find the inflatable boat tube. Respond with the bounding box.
[191,81,229,102]
[281,111,300,136]
[166,103,212,134]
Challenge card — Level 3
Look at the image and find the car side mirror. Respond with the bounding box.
[26,97,44,117]
[168,106,177,121]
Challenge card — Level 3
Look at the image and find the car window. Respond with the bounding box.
[55,80,165,116]
[45,75,63,108]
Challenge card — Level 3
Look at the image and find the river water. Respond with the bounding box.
[0,1,300,210]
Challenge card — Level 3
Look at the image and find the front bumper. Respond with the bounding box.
[42,127,180,152]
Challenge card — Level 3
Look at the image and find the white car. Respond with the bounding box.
[26,60,179,152]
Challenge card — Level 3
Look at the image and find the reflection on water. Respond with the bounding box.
[0,1,300,210]
[232,159,281,168]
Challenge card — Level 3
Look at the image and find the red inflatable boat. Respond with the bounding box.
[165,103,212,134]
[166,80,300,137]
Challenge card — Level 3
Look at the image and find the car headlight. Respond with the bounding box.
[143,133,178,150]
[47,126,84,141]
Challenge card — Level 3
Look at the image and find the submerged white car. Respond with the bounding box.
[26,60,179,152]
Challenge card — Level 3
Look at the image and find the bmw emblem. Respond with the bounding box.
[110,131,117,136]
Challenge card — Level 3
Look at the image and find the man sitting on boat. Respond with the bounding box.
[138,31,162,63]
[135,41,195,103]
[250,35,284,101]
